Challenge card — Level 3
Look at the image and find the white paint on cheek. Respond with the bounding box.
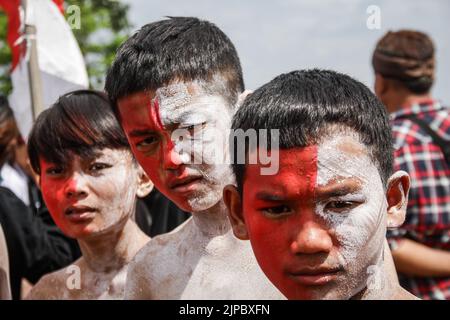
[154,81,234,212]
[85,150,139,231]
[316,134,386,270]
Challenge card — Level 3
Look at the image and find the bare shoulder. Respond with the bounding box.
[131,217,193,269]
[125,218,194,299]
[26,267,69,300]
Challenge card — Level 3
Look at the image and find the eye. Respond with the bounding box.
[184,122,206,136]
[136,135,159,151]
[89,163,111,172]
[45,166,64,176]
[325,201,360,213]
[261,205,292,218]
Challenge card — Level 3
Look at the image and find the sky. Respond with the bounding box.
[122,0,450,102]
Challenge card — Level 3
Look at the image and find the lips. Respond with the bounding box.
[168,175,203,192]
[64,205,97,223]
[286,267,342,286]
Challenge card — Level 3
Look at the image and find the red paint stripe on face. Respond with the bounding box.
[148,95,177,166]
[242,146,320,300]
[150,98,165,131]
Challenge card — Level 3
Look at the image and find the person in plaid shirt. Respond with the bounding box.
[373,30,450,299]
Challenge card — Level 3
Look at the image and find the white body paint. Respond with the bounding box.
[126,210,284,299]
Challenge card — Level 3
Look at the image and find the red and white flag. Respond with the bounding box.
[0,0,88,138]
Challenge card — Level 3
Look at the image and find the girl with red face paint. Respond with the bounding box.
[25,90,153,299]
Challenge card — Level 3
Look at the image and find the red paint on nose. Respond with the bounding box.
[242,146,336,299]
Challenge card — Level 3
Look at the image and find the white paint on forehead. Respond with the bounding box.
[316,132,373,187]
[154,82,192,125]
[153,80,230,126]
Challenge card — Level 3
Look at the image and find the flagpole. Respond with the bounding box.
[21,0,44,121]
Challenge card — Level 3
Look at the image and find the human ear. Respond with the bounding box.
[223,184,249,240]
[386,171,410,228]
[236,90,253,108]
[374,73,388,98]
[135,166,153,198]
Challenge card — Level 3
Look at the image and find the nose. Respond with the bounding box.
[64,172,89,200]
[161,139,184,170]
[290,220,333,255]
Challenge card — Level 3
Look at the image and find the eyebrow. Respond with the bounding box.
[128,129,156,138]
[254,178,362,202]
[316,178,362,199]
[255,192,287,202]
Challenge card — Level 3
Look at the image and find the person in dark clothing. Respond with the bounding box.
[0,95,81,299]
[136,189,190,237]
[0,186,80,299]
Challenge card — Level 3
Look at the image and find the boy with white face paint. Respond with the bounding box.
[105,17,284,299]
[224,70,419,300]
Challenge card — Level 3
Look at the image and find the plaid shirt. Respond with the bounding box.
[387,99,450,300]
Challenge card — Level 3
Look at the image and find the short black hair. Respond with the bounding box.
[104,16,244,111]
[28,90,130,175]
[231,69,393,193]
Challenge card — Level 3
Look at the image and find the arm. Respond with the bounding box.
[0,224,11,300]
[392,238,450,277]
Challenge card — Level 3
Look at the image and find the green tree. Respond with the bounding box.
[0,12,12,95]
[0,0,131,96]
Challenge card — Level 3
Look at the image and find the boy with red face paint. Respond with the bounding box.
[105,17,284,299]
[224,69,418,300]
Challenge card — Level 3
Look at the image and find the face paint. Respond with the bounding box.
[242,133,388,299]
[118,80,234,213]
[40,149,139,239]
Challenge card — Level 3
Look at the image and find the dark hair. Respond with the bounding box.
[104,16,244,111]
[0,95,14,124]
[373,30,435,94]
[231,69,394,193]
[28,90,130,174]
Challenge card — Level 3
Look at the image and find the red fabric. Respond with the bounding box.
[52,0,64,14]
[0,0,22,70]
[387,99,450,299]
[0,0,65,70]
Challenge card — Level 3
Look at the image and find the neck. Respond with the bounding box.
[192,200,232,237]
[351,242,400,300]
[78,219,148,273]
[387,92,432,113]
